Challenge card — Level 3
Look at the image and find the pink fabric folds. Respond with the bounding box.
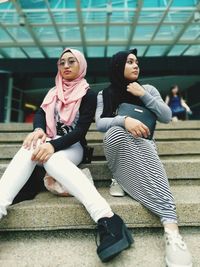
[41,48,89,138]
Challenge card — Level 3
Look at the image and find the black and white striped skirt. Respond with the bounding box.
[103,126,177,224]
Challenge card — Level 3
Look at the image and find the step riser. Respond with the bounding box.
[1,160,200,180]
[0,121,200,132]
[0,190,199,231]
[1,130,200,142]
[92,142,200,157]
[1,141,200,160]
[86,161,200,180]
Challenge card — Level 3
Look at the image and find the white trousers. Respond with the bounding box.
[0,141,112,222]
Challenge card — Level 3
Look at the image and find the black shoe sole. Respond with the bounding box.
[98,224,134,262]
[124,224,134,246]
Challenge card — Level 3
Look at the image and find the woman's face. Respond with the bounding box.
[172,86,179,95]
[58,51,80,80]
[124,53,139,81]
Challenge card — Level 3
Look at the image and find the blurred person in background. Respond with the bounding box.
[165,85,192,121]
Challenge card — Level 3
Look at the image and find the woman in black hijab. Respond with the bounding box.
[95,49,192,267]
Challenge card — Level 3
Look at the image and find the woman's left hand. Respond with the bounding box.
[31,143,55,163]
[127,82,145,97]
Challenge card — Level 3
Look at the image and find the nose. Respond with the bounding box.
[133,63,138,69]
[64,62,70,68]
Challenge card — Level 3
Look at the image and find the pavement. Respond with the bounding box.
[0,227,200,267]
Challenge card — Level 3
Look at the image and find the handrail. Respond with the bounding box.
[4,83,24,122]
[190,102,200,109]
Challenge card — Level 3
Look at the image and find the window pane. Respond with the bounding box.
[27,12,51,24]
[184,45,200,56]
[164,11,192,22]
[0,28,13,41]
[181,25,200,40]
[7,27,32,41]
[168,45,188,56]
[107,46,126,57]
[87,47,104,57]
[53,11,78,24]
[139,11,164,23]
[82,11,106,23]
[22,47,44,58]
[33,27,58,41]
[61,27,81,41]
[45,47,64,58]
[146,46,168,57]
[1,48,26,58]
[155,25,183,40]
[109,26,129,40]
[134,26,156,40]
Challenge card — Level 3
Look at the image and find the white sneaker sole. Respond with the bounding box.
[165,257,193,267]
[109,192,125,197]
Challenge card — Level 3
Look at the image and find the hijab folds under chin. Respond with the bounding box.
[41,48,89,138]
[101,48,144,118]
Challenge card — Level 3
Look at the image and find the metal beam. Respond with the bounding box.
[43,0,64,48]
[180,32,200,56]
[0,39,200,48]
[104,1,112,57]
[3,20,195,27]
[143,0,173,56]
[0,21,30,58]
[0,48,10,58]
[75,0,87,56]
[163,2,200,56]
[11,0,48,58]
[0,7,198,12]
[126,0,143,50]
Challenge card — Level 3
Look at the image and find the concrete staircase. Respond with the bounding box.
[0,121,200,267]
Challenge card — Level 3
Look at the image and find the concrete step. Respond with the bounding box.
[0,184,200,231]
[86,158,200,180]
[1,157,200,180]
[0,129,200,143]
[0,120,200,132]
[0,227,199,267]
[92,141,200,158]
[0,141,200,161]
[87,130,200,141]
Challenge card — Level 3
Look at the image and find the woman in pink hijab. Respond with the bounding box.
[0,48,133,262]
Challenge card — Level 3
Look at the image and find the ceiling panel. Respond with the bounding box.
[0,0,199,58]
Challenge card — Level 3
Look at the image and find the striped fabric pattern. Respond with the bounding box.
[103,126,177,223]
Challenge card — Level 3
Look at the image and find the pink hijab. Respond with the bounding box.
[41,48,89,138]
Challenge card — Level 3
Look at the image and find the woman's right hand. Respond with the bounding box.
[23,128,47,150]
[124,117,150,138]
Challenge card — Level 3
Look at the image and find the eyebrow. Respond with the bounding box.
[127,56,137,60]
[60,57,76,61]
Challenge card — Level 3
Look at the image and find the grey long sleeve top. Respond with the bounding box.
[95,84,172,132]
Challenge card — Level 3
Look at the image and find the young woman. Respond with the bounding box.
[95,49,192,267]
[165,84,192,121]
[0,48,133,262]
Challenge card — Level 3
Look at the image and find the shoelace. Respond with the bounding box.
[166,231,187,251]
[95,220,116,247]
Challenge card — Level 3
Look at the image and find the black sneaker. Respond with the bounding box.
[96,213,133,262]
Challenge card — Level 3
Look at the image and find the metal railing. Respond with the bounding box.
[4,79,24,122]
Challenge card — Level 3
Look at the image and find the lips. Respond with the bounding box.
[132,71,138,75]
[64,71,71,74]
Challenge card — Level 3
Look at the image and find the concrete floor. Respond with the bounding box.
[0,227,199,267]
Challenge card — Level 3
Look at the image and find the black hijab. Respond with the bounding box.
[101,48,144,118]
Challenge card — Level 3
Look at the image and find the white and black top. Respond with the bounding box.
[33,89,97,152]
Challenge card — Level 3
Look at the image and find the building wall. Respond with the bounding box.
[0,56,200,121]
